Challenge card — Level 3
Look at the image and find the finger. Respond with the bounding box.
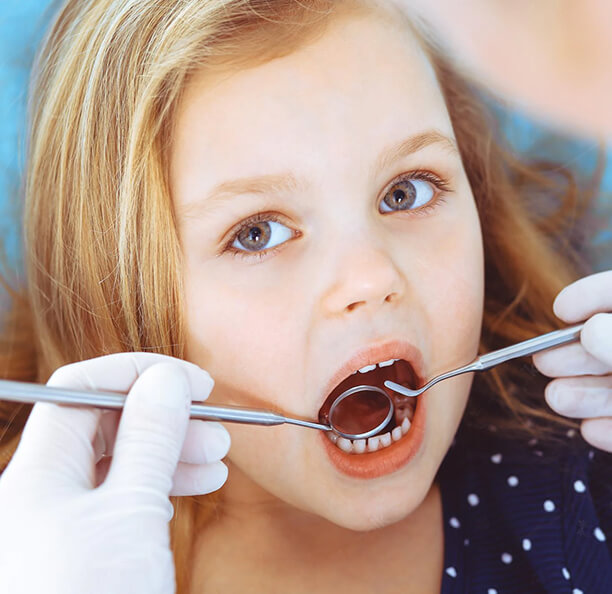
[581,417,612,453]
[94,456,113,487]
[97,410,121,459]
[179,421,231,465]
[545,376,612,418]
[93,423,106,462]
[533,342,611,377]
[104,362,194,494]
[9,353,215,490]
[170,461,228,496]
[95,418,230,488]
[97,459,229,494]
[46,352,215,402]
[96,416,231,466]
[553,270,612,323]
[12,402,101,488]
[581,313,612,368]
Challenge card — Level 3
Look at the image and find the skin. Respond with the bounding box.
[390,0,612,137]
[170,12,484,590]
[389,0,612,451]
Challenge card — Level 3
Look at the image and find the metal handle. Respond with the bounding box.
[385,322,586,399]
[0,379,329,431]
[477,323,584,370]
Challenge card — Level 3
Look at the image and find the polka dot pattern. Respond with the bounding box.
[437,422,612,593]
[594,527,606,542]
[574,480,586,493]
[562,567,570,580]
[522,538,532,551]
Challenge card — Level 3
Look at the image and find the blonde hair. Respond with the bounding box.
[0,0,598,591]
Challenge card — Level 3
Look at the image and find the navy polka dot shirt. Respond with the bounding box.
[437,424,612,593]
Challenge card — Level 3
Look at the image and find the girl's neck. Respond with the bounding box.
[190,462,444,593]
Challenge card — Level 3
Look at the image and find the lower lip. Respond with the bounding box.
[319,391,427,479]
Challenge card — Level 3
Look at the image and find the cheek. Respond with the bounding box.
[182,264,306,408]
[415,202,484,367]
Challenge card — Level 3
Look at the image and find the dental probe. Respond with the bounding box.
[384,322,585,398]
[0,379,394,440]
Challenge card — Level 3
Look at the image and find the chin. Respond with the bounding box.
[325,500,416,532]
[314,474,434,532]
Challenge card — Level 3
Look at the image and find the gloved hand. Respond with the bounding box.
[0,352,230,594]
[533,271,612,452]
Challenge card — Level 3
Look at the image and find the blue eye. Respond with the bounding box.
[379,177,436,213]
[231,218,293,253]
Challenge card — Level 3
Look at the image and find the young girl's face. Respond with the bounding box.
[171,13,484,530]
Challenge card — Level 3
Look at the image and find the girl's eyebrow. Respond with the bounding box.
[178,129,457,220]
[372,129,458,177]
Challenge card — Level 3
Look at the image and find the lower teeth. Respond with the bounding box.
[326,415,411,454]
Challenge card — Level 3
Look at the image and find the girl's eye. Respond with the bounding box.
[379,175,438,213]
[230,217,293,253]
[225,172,447,259]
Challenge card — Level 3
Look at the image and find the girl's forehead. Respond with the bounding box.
[181,14,445,117]
[171,14,455,200]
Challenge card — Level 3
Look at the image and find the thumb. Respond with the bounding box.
[104,362,195,495]
[581,313,612,368]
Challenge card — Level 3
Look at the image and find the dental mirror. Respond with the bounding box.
[0,379,394,441]
[327,385,394,440]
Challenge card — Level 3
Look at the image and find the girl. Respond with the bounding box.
[0,0,610,592]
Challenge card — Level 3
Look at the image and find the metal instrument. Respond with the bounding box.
[385,323,584,398]
[0,323,584,442]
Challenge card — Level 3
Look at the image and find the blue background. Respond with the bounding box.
[1,2,610,301]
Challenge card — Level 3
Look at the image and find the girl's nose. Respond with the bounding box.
[320,243,406,317]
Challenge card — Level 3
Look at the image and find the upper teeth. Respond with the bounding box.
[355,358,399,375]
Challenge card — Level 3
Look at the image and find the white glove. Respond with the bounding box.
[0,352,230,594]
[533,271,612,452]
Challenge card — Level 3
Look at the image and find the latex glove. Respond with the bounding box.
[533,271,612,452]
[0,353,230,594]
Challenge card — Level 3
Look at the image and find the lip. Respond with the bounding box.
[317,338,427,480]
[319,339,426,411]
[319,387,427,479]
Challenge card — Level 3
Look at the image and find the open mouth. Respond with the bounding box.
[318,358,420,454]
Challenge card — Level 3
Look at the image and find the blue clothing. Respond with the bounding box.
[437,424,612,593]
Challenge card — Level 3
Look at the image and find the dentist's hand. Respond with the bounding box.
[533,271,612,452]
[0,353,230,594]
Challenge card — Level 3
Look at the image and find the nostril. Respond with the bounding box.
[384,291,399,303]
[346,301,365,312]
[345,291,397,312]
